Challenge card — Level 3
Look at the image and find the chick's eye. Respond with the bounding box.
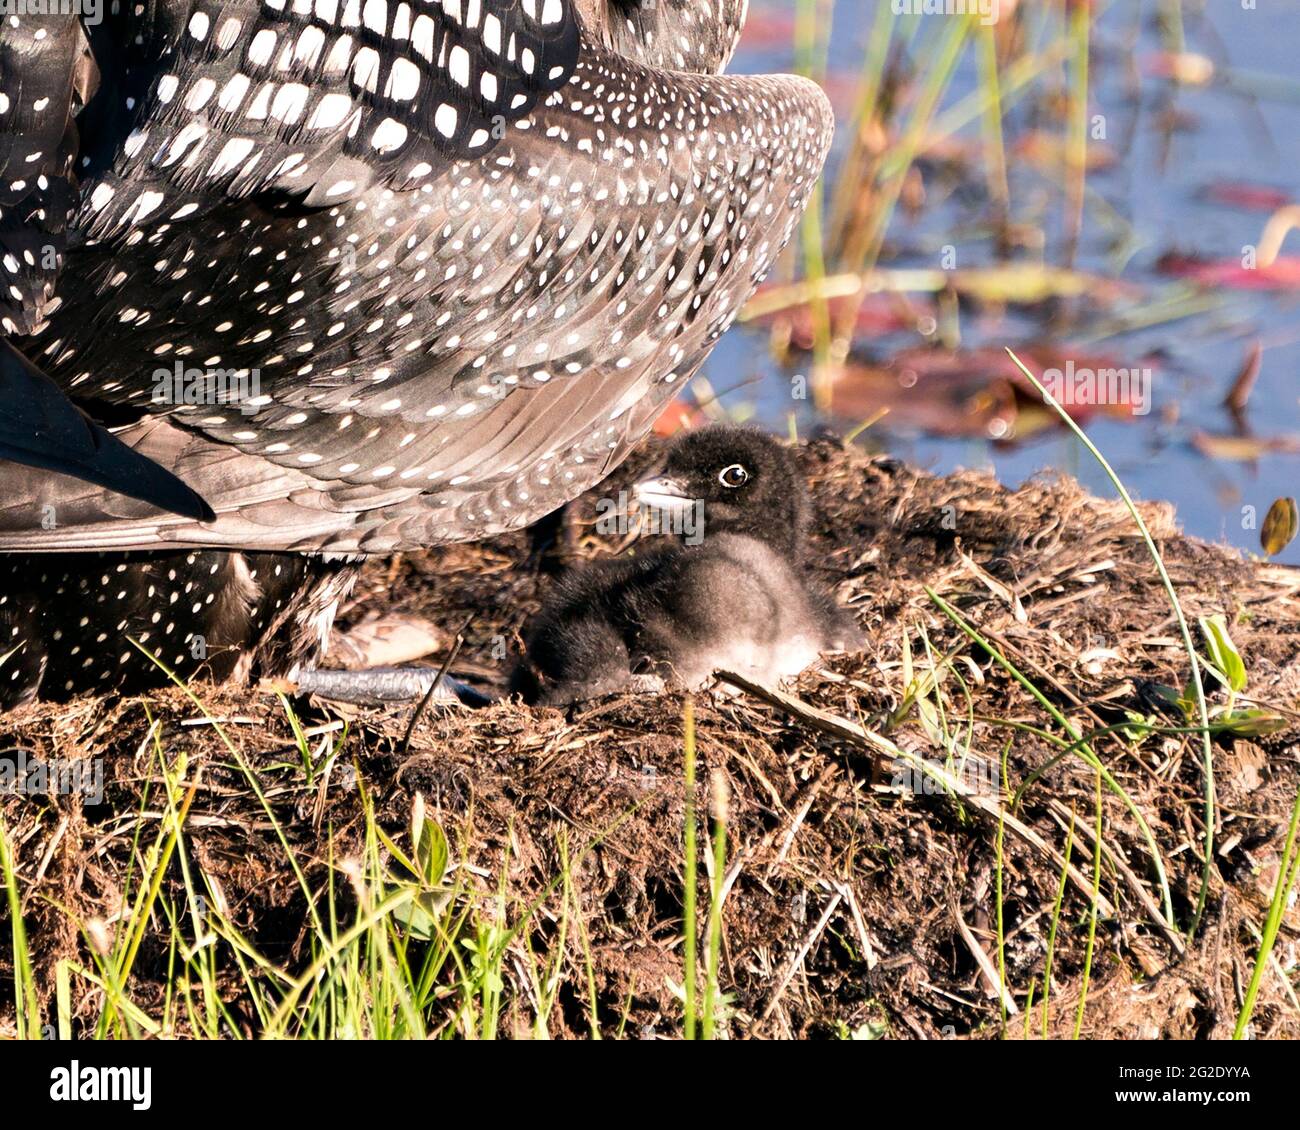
[718,464,749,489]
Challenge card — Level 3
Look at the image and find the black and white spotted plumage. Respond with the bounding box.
[0,14,89,337]
[0,0,833,705]
[574,0,749,75]
[1,548,355,699]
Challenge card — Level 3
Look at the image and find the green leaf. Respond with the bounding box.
[387,794,453,939]
[840,1019,889,1040]
[1199,615,1247,694]
[392,888,453,941]
[1144,683,1186,710]
[1120,710,1155,743]
[410,793,449,886]
[901,627,944,746]
[1215,709,1289,739]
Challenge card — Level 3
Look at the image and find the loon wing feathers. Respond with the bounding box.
[78,0,581,224]
[0,0,581,520]
[0,2,834,554]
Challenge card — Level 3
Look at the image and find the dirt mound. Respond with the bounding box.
[3,437,1298,1038]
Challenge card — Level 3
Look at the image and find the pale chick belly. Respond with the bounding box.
[672,632,824,692]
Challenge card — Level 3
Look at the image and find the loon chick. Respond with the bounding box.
[511,425,863,706]
[0,1,834,708]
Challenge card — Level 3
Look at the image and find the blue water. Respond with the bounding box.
[710,0,1300,564]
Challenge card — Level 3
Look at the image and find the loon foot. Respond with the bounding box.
[285,665,494,708]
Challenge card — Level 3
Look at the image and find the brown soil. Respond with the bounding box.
[3,437,1299,1039]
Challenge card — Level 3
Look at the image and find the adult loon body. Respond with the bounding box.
[0,0,833,707]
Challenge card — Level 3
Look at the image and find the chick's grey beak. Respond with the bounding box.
[632,475,696,516]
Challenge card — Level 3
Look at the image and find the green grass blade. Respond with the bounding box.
[683,696,698,1040]
[1234,779,1300,1038]
[1073,772,1104,1039]
[0,813,41,1038]
[928,587,1174,925]
[1004,348,1215,938]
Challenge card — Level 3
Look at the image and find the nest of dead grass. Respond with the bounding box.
[3,437,1299,1038]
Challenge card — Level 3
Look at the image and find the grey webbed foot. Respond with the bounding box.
[287,666,493,707]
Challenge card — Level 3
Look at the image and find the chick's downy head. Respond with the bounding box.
[632,425,808,553]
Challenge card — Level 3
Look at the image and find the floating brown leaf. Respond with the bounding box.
[1191,432,1300,460]
[1261,497,1299,556]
